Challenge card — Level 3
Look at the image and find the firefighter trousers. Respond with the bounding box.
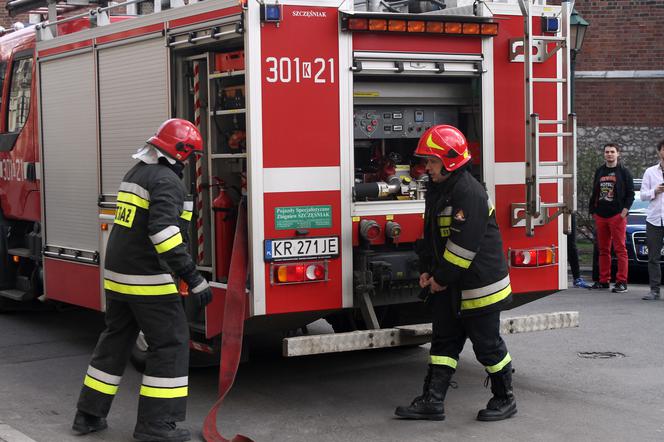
[76,297,190,423]
[428,287,511,374]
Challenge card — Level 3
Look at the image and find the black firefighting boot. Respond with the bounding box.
[72,410,108,434]
[133,421,191,442]
[394,365,454,421]
[477,365,517,422]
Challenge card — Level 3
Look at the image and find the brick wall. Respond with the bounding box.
[0,1,28,30]
[574,0,664,71]
[571,1,664,220]
[573,0,664,127]
[575,79,664,126]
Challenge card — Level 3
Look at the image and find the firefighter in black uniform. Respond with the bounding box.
[395,125,516,422]
[72,119,212,442]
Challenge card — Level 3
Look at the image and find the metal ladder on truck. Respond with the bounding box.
[510,0,577,236]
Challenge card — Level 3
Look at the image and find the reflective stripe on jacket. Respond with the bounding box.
[419,169,512,316]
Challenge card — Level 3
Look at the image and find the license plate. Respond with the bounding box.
[638,245,664,256]
[264,236,339,262]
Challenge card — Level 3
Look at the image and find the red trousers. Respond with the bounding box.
[594,213,628,283]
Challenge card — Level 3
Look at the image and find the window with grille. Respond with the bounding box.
[7,57,32,133]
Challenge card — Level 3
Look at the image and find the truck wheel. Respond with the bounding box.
[324,311,358,332]
[0,297,10,313]
[130,332,148,373]
[0,209,11,290]
[325,306,399,332]
[0,210,14,313]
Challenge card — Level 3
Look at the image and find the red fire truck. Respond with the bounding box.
[0,0,578,358]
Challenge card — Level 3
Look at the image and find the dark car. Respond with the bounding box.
[624,179,664,279]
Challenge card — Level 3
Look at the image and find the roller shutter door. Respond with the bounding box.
[98,36,169,195]
[41,51,98,252]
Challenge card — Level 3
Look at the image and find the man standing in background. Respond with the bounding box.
[640,139,664,301]
[588,143,634,293]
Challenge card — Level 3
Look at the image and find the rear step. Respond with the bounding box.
[8,248,31,258]
[0,289,31,302]
[397,311,580,336]
[283,311,579,357]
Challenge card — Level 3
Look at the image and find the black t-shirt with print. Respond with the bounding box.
[595,165,621,218]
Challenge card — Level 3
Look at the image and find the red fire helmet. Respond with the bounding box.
[147,118,203,162]
[414,125,471,172]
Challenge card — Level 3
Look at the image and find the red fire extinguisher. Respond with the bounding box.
[212,178,236,281]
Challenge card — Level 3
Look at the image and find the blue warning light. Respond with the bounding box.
[261,4,282,23]
[542,17,559,33]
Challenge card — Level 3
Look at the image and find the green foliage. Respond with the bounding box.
[575,146,598,241]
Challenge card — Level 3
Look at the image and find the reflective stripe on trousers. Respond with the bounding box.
[140,375,188,399]
[103,270,177,296]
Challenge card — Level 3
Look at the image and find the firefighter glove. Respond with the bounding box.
[181,268,212,308]
[188,279,212,308]
[193,285,213,308]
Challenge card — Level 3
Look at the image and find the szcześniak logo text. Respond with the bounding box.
[292,10,327,18]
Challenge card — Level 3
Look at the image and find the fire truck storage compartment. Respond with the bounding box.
[40,51,99,259]
[170,34,246,276]
[349,73,481,313]
[352,77,480,202]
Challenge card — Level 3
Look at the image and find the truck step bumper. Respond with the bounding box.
[8,248,31,258]
[0,289,31,302]
[283,311,579,357]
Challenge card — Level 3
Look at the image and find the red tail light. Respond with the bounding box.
[509,247,557,268]
[305,264,325,280]
[271,261,328,285]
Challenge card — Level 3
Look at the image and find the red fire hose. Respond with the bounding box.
[202,200,253,442]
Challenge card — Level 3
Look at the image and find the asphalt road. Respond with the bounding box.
[1,282,663,442]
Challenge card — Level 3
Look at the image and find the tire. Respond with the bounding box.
[0,297,10,313]
[0,209,15,312]
[324,305,400,332]
[0,209,11,290]
[324,311,358,333]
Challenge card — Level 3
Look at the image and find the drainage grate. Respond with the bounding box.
[577,351,625,359]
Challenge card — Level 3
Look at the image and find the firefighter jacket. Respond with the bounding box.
[104,160,205,302]
[418,168,512,316]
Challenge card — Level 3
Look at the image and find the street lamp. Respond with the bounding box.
[568,6,589,263]
[569,8,589,60]
[569,8,589,109]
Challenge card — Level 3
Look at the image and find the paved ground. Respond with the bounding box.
[1,282,663,442]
